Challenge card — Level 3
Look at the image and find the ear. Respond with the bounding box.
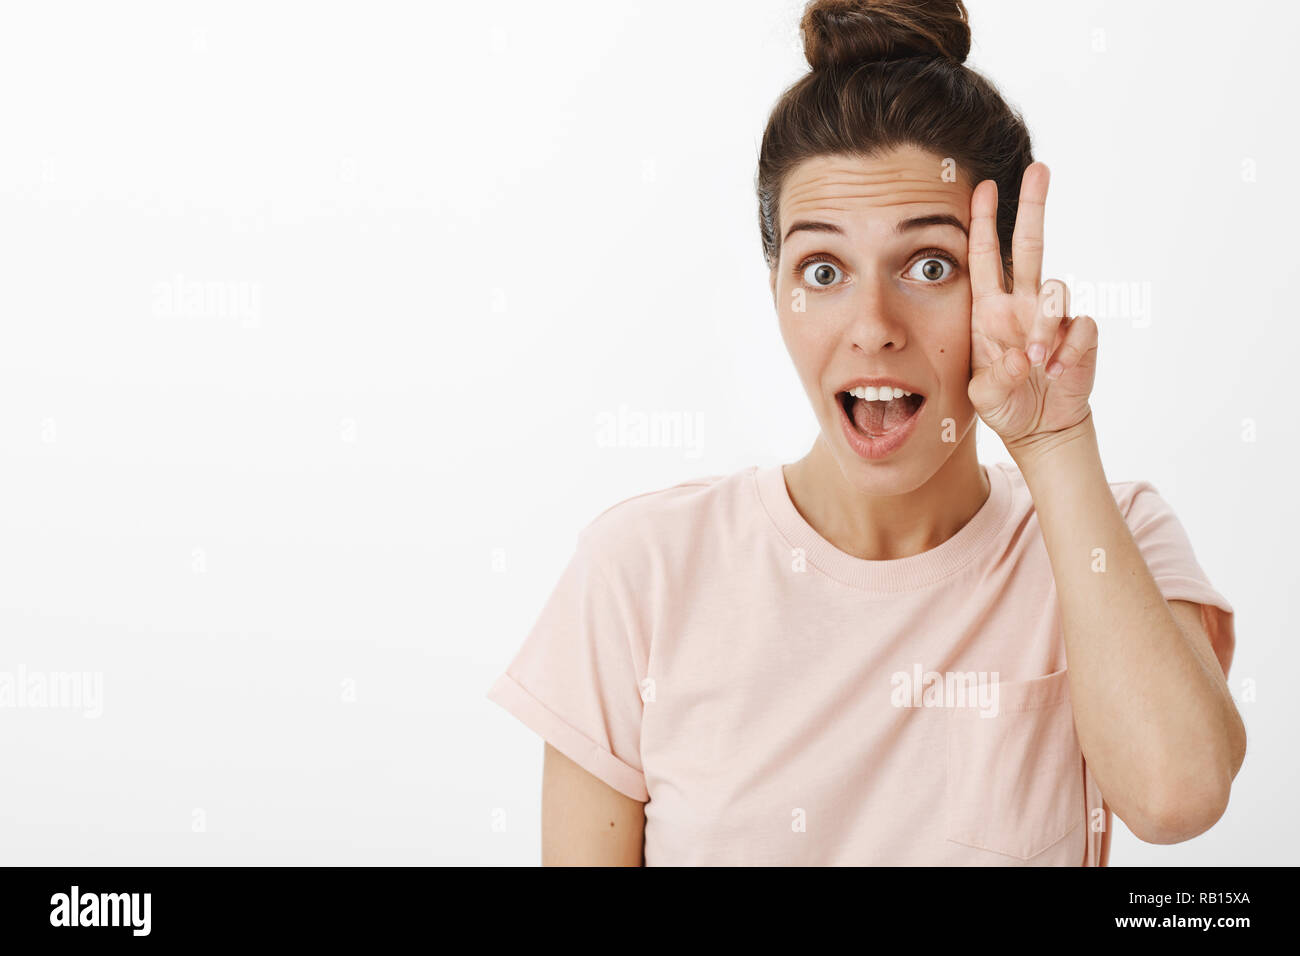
[768,266,777,305]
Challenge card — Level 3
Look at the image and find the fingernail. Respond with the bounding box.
[1046,361,1064,380]
[1027,343,1045,366]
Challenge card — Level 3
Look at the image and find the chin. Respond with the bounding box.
[839,453,934,496]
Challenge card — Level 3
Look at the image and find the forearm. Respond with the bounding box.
[1011,414,1243,841]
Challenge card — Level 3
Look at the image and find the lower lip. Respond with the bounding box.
[837,395,925,460]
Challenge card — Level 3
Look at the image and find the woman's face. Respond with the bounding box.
[770,145,979,493]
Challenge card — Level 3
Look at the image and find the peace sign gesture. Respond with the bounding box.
[967,163,1097,457]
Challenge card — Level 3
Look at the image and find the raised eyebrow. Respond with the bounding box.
[894,214,968,238]
[782,220,845,242]
[782,214,968,243]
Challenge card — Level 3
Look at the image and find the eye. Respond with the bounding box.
[905,250,958,283]
[799,259,844,288]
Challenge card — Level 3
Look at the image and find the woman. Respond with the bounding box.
[486,0,1244,865]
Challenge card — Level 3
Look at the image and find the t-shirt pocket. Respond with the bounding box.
[944,666,1085,861]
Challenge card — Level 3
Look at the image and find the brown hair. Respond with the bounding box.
[756,0,1034,283]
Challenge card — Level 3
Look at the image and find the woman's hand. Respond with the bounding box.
[966,162,1097,460]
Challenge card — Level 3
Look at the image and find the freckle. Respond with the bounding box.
[609,821,615,827]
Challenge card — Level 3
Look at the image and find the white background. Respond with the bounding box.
[0,0,1293,865]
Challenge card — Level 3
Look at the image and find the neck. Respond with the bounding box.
[782,428,989,561]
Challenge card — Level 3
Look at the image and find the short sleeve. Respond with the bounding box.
[486,526,649,802]
[1121,481,1236,678]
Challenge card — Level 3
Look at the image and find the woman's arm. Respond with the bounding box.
[1012,415,1247,845]
[541,743,646,866]
[964,165,1245,844]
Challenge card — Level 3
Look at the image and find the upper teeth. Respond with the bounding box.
[848,386,913,401]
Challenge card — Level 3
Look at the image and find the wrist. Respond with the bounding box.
[1006,409,1098,475]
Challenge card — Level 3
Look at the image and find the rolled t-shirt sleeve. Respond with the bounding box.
[1121,480,1236,678]
[486,525,649,802]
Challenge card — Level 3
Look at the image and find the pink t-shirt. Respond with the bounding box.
[486,461,1235,865]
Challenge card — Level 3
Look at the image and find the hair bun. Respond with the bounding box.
[800,0,971,72]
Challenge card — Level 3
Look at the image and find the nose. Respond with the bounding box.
[846,273,908,354]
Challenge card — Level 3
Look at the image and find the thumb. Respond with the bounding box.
[969,347,1029,411]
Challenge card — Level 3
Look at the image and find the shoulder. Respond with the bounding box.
[1101,475,1169,522]
[992,460,1169,523]
[576,466,759,566]
[996,458,1232,614]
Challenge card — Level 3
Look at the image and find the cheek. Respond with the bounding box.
[939,327,971,365]
[779,312,838,389]
[920,303,974,397]
[933,297,972,363]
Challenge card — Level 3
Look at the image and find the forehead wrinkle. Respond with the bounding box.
[784,178,965,207]
[785,191,966,213]
[788,149,969,185]
[780,193,967,232]
[781,194,970,243]
[774,153,972,230]
[785,176,958,198]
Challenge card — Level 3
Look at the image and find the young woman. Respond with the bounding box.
[486,0,1244,866]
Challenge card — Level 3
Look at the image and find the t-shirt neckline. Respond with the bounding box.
[752,460,1012,593]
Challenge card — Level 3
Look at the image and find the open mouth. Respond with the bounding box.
[837,387,925,439]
